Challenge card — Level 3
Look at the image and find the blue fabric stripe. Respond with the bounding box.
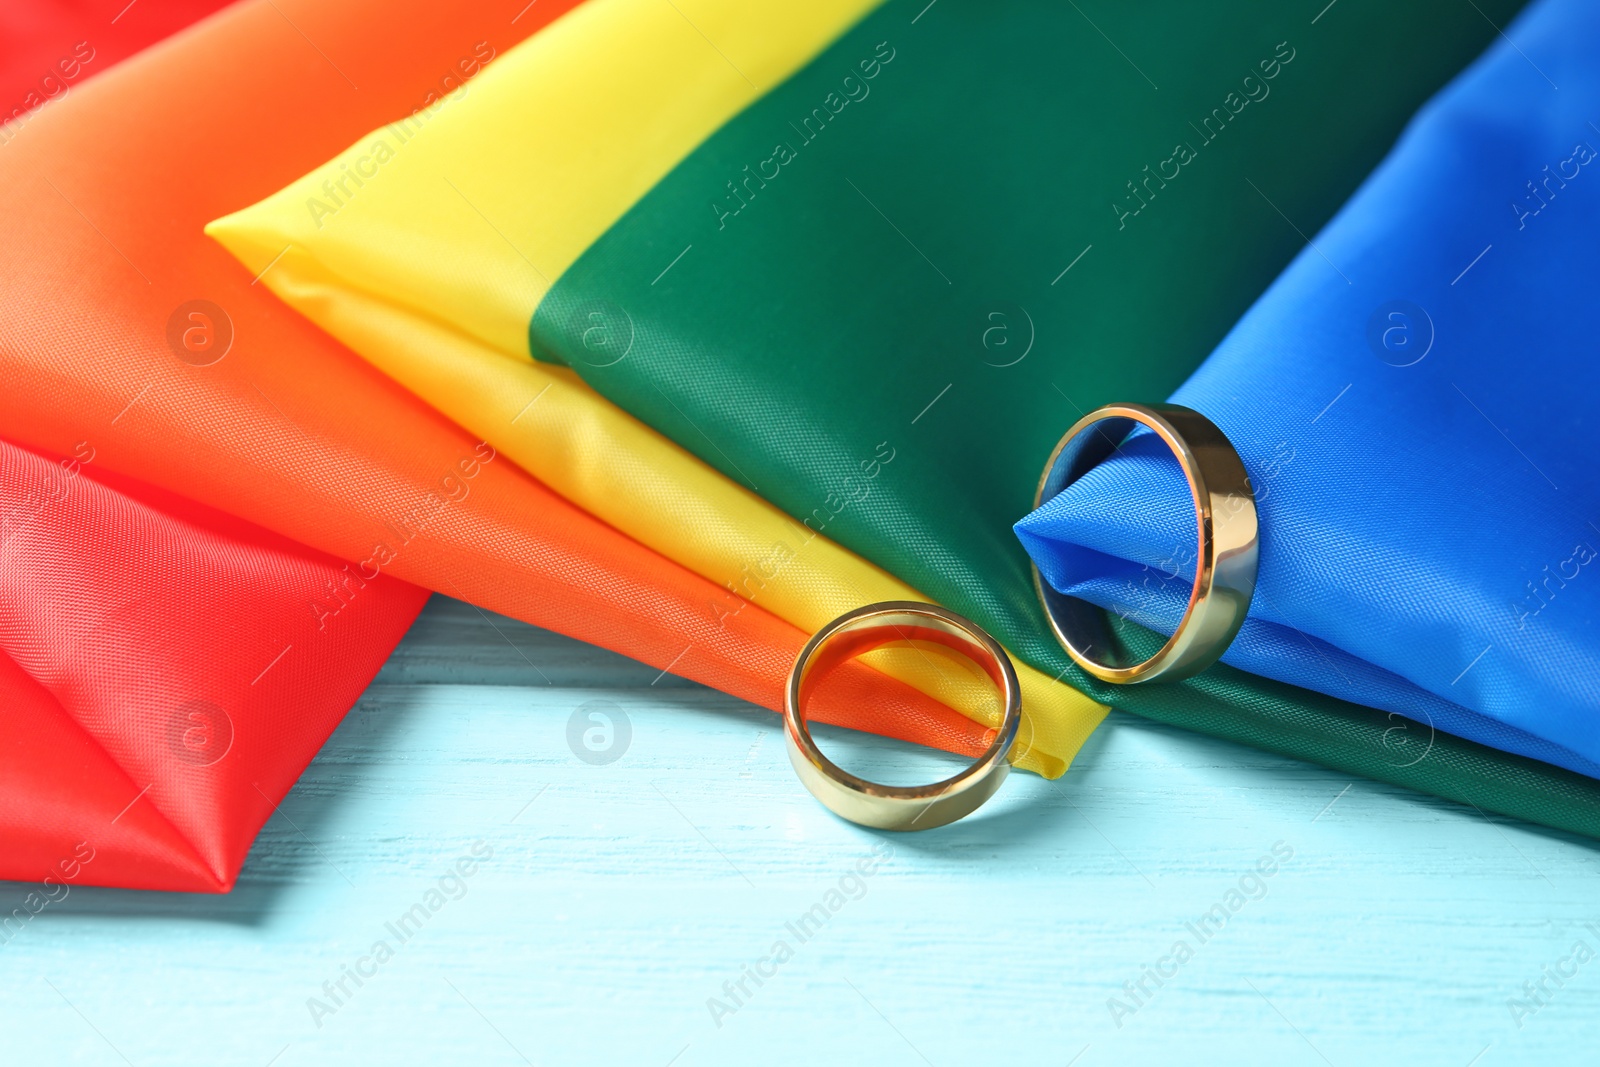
[1017,0,1600,777]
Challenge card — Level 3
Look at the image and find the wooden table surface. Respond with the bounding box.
[7,595,1599,1065]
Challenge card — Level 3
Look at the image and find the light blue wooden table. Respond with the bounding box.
[7,595,1599,1065]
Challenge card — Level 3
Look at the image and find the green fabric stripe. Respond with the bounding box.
[527,0,1600,837]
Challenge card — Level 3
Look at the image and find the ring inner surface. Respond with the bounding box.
[1037,414,1196,673]
[795,612,1010,796]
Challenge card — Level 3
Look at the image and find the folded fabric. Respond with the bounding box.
[201,0,1600,837]
[206,0,1107,776]
[0,439,426,892]
[1018,0,1600,778]
[0,0,1029,814]
[516,0,1524,693]
[0,0,425,896]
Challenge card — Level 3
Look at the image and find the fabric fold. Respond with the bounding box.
[204,0,1108,778]
[0,0,429,895]
[522,0,1600,827]
[0,0,1059,839]
[1018,0,1600,778]
[0,440,427,892]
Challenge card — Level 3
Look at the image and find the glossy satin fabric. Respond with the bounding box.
[1018,0,1600,777]
[205,0,1108,778]
[0,0,1012,844]
[203,0,1600,838]
[530,0,1522,685]
[0,0,234,128]
[519,0,1600,833]
[0,0,428,894]
[0,440,427,892]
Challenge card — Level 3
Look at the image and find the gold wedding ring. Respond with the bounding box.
[784,602,1022,831]
[1032,403,1258,685]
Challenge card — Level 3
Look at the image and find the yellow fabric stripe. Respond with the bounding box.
[215,0,884,360]
[206,0,1109,776]
[230,248,1102,776]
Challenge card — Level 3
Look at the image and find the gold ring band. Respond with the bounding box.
[1032,403,1258,685]
[784,602,1022,831]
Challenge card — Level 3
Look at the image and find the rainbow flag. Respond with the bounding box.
[206,0,1600,839]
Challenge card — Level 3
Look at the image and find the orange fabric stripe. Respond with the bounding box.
[0,0,991,759]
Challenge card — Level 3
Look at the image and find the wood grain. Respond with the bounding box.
[5,595,1599,1065]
